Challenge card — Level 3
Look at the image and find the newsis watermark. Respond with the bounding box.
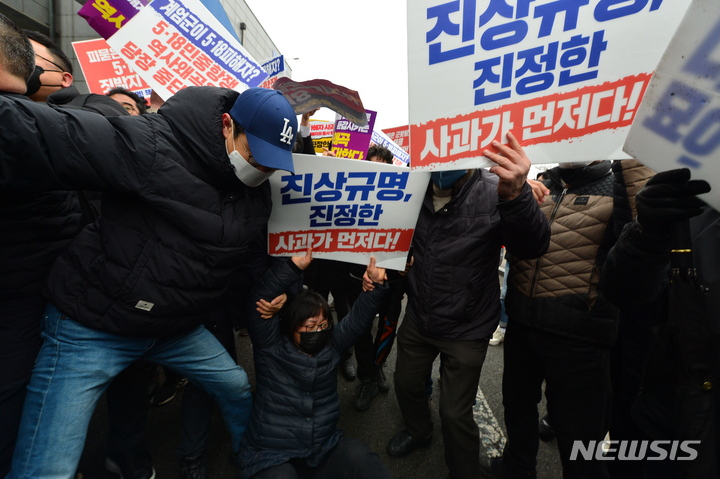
[570,440,701,461]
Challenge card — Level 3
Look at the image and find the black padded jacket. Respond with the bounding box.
[0,87,271,337]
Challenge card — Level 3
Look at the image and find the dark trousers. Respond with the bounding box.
[355,275,406,380]
[394,312,489,479]
[249,436,392,479]
[502,321,612,479]
[0,296,45,478]
[106,361,159,455]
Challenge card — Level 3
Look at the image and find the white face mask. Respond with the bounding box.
[226,124,274,187]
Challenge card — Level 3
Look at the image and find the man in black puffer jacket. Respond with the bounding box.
[0,43,298,476]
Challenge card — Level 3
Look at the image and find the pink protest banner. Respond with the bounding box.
[272,77,367,127]
[330,110,377,160]
[72,38,151,97]
[382,125,411,157]
[78,0,148,40]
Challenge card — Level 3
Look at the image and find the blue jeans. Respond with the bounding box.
[8,303,252,479]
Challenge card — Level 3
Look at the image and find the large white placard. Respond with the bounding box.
[624,0,720,211]
[408,0,692,170]
[268,154,430,270]
[107,0,267,100]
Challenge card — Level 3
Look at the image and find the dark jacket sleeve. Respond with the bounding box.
[600,220,670,308]
[498,182,550,260]
[332,282,390,353]
[0,94,151,193]
[246,258,304,349]
[301,134,316,155]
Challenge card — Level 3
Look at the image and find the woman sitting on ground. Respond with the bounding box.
[238,249,394,479]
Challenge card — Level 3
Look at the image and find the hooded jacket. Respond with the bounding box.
[0,87,271,336]
[506,160,653,346]
[407,170,550,341]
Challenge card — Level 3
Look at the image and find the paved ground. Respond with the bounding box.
[78,301,563,478]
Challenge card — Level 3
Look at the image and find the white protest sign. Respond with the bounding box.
[107,0,267,100]
[408,0,693,171]
[268,154,430,270]
[371,129,411,166]
[624,0,720,211]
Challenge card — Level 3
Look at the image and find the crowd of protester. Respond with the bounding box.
[1,14,718,479]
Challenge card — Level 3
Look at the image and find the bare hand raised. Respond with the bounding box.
[483,131,531,201]
[291,248,313,271]
[362,256,387,292]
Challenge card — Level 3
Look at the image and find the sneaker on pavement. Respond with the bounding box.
[105,448,156,479]
[150,376,188,406]
[179,451,208,479]
[376,366,390,393]
[340,358,357,382]
[353,378,379,411]
[489,326,505,346]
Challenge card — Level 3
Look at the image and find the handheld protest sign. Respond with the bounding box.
[72,38,152,98]
[330,111,377,160]
[624,0,720,211]
[106,0,267,100]
[268,154,429,270]
[408,0,693,171]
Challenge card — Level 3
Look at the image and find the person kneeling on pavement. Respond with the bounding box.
[238,249,394,479]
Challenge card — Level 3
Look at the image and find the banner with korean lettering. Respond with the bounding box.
[72,38,152,98]
[330,111,377,160]
[310,119,334,153]
[624,0,720,211]
[371,130,411,166]
[272,77,368,127]
[258,54,286,89]
[268,154,430,270]
[105,0,267,100]
[409,0,693,170]
[383,125,411,157]
[78,0,148,40]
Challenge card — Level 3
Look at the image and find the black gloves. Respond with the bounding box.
[636,168,711,235]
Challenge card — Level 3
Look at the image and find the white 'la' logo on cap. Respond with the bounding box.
[279,118,293,145]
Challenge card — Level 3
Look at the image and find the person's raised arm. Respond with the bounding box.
[484,131,550,259]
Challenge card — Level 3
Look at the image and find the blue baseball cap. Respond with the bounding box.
[229,88,297,174]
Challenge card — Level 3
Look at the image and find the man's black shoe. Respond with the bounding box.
[340,359,357,381]
[105,448,156,479]
[478,455,503,479]
[386,429,431,457]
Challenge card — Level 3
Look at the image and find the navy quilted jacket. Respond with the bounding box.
[239,259,388,478]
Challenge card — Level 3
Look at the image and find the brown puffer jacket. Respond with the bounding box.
[505,160,654,346]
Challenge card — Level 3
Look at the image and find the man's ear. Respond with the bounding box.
[221,112,233,140]
[61,72,73,88]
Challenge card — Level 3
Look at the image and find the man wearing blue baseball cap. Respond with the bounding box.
[0,68,297,476]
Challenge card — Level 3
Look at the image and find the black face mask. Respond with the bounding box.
[25,65,63,97]
[297,327,333,355]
